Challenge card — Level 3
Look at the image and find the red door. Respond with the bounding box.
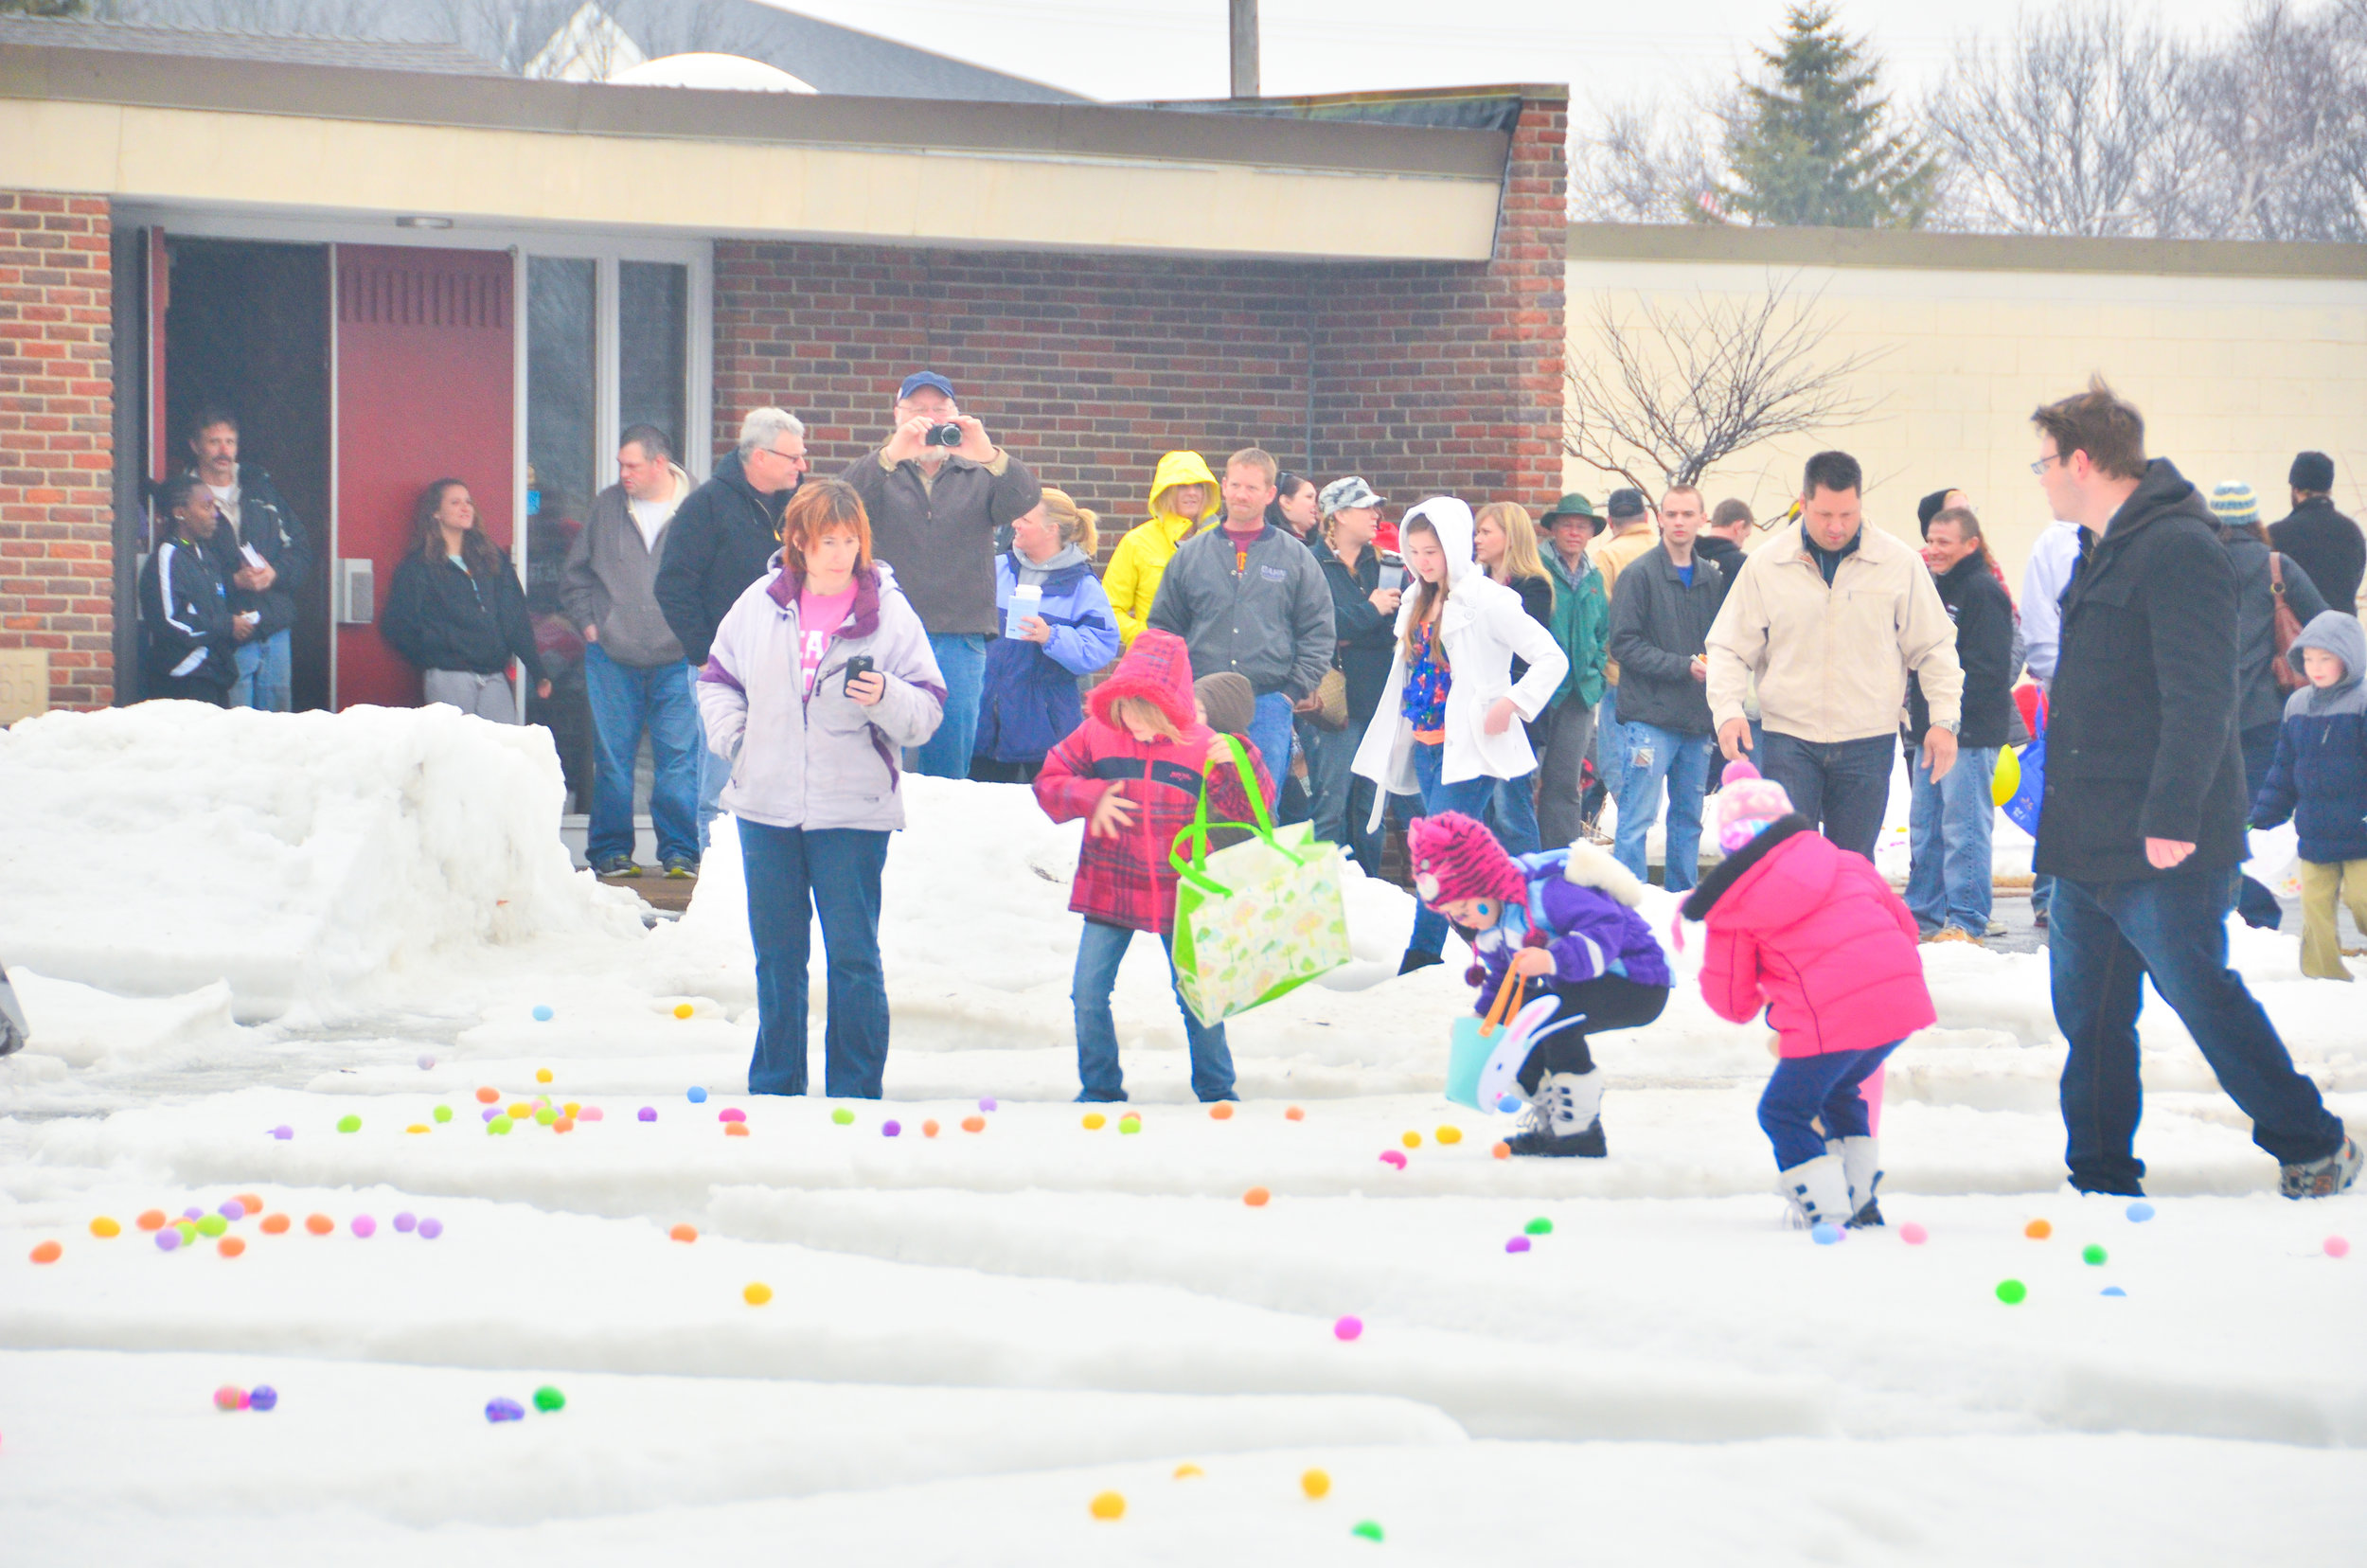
[334,245,515,709]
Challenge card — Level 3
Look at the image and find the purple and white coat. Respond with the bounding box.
[697,557,947,833]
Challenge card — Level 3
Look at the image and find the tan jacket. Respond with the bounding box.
[1592,522,1660,685]
[1706,521,1964,744]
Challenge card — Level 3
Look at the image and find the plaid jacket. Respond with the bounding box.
[1034,629,1271,935]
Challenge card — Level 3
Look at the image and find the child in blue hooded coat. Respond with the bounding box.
[974,488,1121,781]
[2252,610,2367,981]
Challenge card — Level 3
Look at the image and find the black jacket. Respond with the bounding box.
[2036,458,2248,883]
[1907,554,2016,749]
[1603,545,1722,734]
[2269,495,2364,616]
[1504,571,1556,689]
[653,453,791,667]
[1318,543,1397,724]
[138,529,237,691]
[189,466,309,643]
[381,549,542,677]
[2225,533,2329,736]
[1693,533,1747,611]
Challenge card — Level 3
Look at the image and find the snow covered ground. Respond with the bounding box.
[2,704,2362,1565]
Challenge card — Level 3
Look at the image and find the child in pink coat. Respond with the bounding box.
[1678,761,1935,1229]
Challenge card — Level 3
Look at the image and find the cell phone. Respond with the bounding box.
[842,654,875,694]
[1379,564,1406,592]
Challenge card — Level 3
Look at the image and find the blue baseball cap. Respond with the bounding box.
[898,371,957,402]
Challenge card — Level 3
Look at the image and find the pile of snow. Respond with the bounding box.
[0,704,642,1013]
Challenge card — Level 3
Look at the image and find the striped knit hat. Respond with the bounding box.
[2209,481,2261,528]
[1712,760,1794,854]
[1405,811,1526,909]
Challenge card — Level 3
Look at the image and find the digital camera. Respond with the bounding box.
[923,422,965,448]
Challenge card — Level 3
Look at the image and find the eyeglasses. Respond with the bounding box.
[2029,452,2067,475]
[761,448,809,467]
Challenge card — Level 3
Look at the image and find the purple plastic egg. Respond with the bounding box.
[351,1215,377,1238]
[418,1054,436,1071]
[978,1097,998,1113]
[1505,1236,1532,1254]
[637,1107,657,1122]
[219,1201,245,1220]
[155,1228,182,1252]
[184,1206,206,1221]
[271,1126,294,1140]
[393,1212,417,1234]
[248,1384,278,1412]
[882,1120,901,1137]
[485,1397,525,1423]
[418,1218,443,1240]
[482,1107,498,1122]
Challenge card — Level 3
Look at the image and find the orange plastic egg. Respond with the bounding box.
[29,1239,62,1264]
[259,1214,291,1235]
[305,1214,334,1236]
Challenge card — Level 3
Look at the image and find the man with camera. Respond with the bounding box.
[843,371,1041,779]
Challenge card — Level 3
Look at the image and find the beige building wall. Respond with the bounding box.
[1564,227,2367,603]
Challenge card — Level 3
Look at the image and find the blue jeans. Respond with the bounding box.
[1406,740,1498,960]
[1301,715,1379,876]
[225,628,292,712]
[908,632,986,780]
[1595,684,1628,803]
[692,666,730,849]
[1486,771,1541,857]
[1612,720,1713,891]
[2050,864,2345,1193]
[1072,918,1236,1101]
[2237,722,2285,929]
[1758,1043,1897,1169]
[739,821,892,1098]
[1241,692,1295,810]
[1757,730,1895,862]
[583,646,702,865]
[1905,742,2000,936]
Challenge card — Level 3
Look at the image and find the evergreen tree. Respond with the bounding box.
[1721,4,1937,228]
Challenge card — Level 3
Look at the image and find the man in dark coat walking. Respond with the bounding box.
[654,408,805,845]
[2269,450,2364,615]
[2030,379,2357,1201]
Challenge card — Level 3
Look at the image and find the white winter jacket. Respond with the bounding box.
[697,558,946,833]
[1349,497,1569,830]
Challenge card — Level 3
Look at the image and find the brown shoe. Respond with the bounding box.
[1927,927,1981,946]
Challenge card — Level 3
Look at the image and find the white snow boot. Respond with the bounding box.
[1830,1135,1884,1228]
[1777,1153,1852,1231]
[1506,1069,1606,1158]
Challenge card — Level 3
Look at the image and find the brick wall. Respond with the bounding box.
[714,243,1318,541]
[711,90,1570,547]
[0,189,114,710]
[1313,95,1569,515]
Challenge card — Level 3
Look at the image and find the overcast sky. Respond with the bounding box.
[764,0,2246,107]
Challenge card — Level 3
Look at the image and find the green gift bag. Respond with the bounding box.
[1167,737,1353,1028]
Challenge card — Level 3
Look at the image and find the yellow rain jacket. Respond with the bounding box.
[1103,451,1220,647]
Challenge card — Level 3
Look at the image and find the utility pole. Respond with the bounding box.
[1229,0,1259,99]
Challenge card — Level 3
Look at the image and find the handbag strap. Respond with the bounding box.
[1478,965,1524,1039]
[1167,734,1301,896]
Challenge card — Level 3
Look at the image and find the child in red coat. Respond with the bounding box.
[1679,761,1936,1229]
[1034,629,1272,1102]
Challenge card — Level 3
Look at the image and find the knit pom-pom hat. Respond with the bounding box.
[1405,811,1526,910]
[1712,760,1794,854]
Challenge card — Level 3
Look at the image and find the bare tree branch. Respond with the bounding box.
[1563,273,1890,491]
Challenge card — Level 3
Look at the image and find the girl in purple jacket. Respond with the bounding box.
[1406,811,1671,1157]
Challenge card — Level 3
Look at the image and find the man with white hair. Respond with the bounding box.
[654,406,808,850]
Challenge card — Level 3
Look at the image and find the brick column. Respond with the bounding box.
[1312,92,1568,513]
[0,190,114,711]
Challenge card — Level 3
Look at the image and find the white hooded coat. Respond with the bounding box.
[1348,497,1570,830]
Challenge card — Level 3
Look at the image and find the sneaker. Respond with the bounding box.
[2281,1136,2362,1200]
[662,856,700,880]
[1928,927,1981,946]
[1397,950,1443,976]
[591,855,640,878]
[2032,909,2049,930]
[1985,919,2007,938]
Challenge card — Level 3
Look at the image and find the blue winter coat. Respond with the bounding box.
[2252,612,2367,864]
[975,550,1122,765]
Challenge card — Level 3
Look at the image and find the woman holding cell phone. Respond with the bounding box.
[696,478,946,1100]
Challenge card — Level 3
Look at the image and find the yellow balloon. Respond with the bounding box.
[1992,746,2021,807]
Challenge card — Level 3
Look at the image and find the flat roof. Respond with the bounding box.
[0,40,1509,181]
[1568,222,2367,281]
